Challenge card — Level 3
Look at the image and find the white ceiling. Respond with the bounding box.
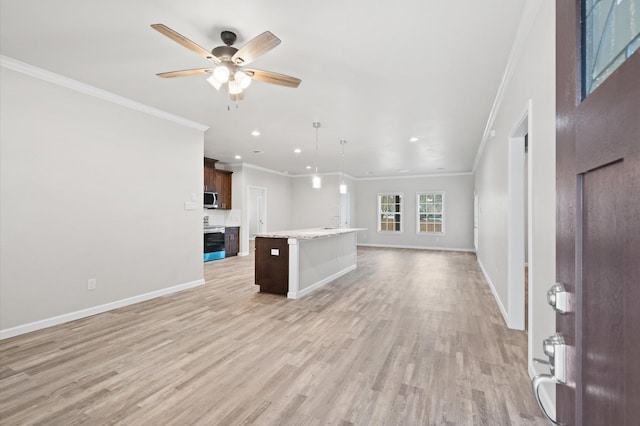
[0,0,526,178]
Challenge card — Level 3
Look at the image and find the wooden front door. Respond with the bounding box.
[556,1,639,425]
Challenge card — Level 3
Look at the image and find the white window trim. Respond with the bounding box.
[377,192,403,233]
[416,191,445,235]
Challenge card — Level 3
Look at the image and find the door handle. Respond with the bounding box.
[532,374,562,425]
[547,282,569,314]
[531,333,567,425]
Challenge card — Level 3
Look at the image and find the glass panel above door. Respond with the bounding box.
[583,0,640,96]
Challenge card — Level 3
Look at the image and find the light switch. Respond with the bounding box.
[184,201,197,210]
[270,249,279,256]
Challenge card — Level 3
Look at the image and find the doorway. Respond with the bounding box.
[524,134,529,331]
[473,193,479,252]
[507,102,532,331]
[248,186,267,240]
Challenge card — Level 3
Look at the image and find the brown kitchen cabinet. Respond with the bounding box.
[215,169,232,209]
[225,227,239,257]
[204,158,217,193]
[203,158,232,209]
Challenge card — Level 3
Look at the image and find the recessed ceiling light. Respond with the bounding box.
[252,149,263,154]
[306,165,312,170]
[367,171,374,175]
[251,130,260,137]
[409,137,418,142]
[437,167,446,170]
[294,148,302,154]
[397,169,409,173]
[234,155,242,160]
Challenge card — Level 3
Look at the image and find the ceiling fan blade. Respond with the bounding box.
[232,31,281,65]
[151,24,220,64]
[244,69,301,88]
[156,68,213,78]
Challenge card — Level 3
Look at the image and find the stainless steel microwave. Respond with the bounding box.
[204,192,218,209]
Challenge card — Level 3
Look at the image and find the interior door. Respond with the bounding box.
[248,187,266,239]
[556,1,639,424]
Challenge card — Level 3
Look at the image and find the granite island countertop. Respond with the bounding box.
[254,227,367,240]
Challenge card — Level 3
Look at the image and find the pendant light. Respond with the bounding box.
[339,139,347,194]
[312,122,322,189]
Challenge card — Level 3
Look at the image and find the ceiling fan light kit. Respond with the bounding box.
[206,74,222,90]
[228,80,242,95]
[212,66,230,84]
[151,24,301,102]
[235,71,252,89]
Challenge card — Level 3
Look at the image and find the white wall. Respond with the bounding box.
[290,174,357,229]
[239,164,292,254]
[0,67,205,334]
[354,174,474,251]
[473,0,556,388]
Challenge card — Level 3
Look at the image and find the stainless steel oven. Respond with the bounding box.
[204,225,225,262]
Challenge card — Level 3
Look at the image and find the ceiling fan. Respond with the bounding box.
[151,24,302,101]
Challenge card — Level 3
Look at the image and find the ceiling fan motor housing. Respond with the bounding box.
[211,45,238,61]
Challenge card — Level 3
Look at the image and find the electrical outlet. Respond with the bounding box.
[88,278,96,290]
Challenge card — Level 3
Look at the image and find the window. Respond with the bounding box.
[583,0,640,96]
[417,192,444,234]
[378,193,402,232]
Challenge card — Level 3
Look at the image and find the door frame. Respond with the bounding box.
[506,101,532,331]
[473,192,479,252]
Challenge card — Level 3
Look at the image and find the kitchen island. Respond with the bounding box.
[254,228,365,299]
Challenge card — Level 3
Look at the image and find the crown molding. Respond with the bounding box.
[472,0,543,173]
[228,161,470,180]
[0,55,209,132]
[233,162,291,177]
[291,171,356,179]
[356,171,473,181]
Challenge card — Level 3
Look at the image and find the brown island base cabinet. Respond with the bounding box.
[254,228,365,298]
[254,237,289,295]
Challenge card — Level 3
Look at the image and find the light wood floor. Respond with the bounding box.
[0,247,546,425]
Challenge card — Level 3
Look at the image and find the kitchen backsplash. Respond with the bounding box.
[203,209,241,227]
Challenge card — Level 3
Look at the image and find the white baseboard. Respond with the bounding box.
[0,278,205,340]
[477,258,509,326]
[528,363,556,421]
[357,243,474,252]
[288,264,357,299]
[238,251,250,257]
